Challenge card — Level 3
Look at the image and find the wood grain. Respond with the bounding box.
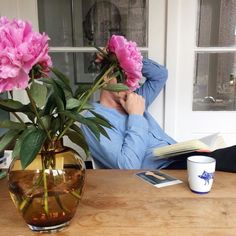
[1,170,236,236]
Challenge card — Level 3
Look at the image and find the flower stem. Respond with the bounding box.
[19,172,44,213]
[11,112,27,127]
[78,65,115,111]
[43,168,49,215]
[57,64,115,140]
[26,88,52,141]
[70,190,82,200]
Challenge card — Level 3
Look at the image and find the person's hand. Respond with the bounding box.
[95,52,104,63]
[95,47,107,63]
[119,93,145,115]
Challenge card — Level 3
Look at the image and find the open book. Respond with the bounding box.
[153,133,226,159]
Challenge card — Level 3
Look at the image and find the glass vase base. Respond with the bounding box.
[28,221,70,233]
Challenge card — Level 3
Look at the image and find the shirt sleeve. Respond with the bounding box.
[136,58,168,108]
[81,114,149,169]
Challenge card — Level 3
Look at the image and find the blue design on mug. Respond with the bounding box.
[198,171,214,185]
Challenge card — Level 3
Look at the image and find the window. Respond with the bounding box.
[193,0,236,111]
[37,0,148,92]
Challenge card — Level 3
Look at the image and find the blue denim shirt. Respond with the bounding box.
[81,58,176,169]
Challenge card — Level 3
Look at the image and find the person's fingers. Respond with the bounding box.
[95,53,103,63]
[119,98,126,108]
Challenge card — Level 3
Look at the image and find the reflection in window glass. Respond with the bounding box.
[38,0,147,47]
[81,0,147,47]
[193,53,236,111]
[197,0,236,47]
[49,52,96,88]
[38,0,73,47]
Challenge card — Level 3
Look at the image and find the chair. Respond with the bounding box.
[91,156,103,169]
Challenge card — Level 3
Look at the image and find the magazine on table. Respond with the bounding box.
[136,170,183,188]
[153,133,226,159]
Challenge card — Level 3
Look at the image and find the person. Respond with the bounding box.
[81,58,236,172]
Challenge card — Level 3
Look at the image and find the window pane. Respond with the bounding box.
[38,0,73,46]
[81,0,147,47]
[50,51,148,88]
[197,0,236,47]
[193,53,236,111]
[38,0,148,47]
[38,0,148,86]
[49,52,97,88]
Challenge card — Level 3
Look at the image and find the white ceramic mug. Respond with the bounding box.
[187,155,216,194]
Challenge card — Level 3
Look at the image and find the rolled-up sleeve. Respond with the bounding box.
[136,58,168,107]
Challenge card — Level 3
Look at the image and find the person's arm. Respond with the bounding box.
[136,58,168,108]
[81,114,149,169]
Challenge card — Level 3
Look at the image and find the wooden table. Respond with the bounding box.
[1,170,236,236]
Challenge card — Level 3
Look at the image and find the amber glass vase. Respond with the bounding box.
[8,140,85,232]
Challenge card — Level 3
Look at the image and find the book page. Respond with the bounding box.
[152,133,226,159]
[200,133,226,150]
[199,133,219,147]
[153,139,210,158]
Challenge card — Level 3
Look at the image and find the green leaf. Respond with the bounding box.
[74,84,92,98]
[0,120,25,130]
[51,116,61,135]
[51,67,72,92]
[19,104,34,113]
[0,129,20,152]
[95,124,111,140]
[83,121,101,140]
[61,111,101,140]
[20,128,47,169]
[52,76,73,96]
[66,98,83,110]
[30,81,47,108]
[86,117,112,129]
[0,99,25,112]
[116,70,126,83]
[37,77,54,85]
[41,92,56,116]
[24,111,36,123]
[61,111,87,124]
[39,79,66,114]
[66,98,93,110]
[12,128,35,159]
[70,124,85,136]
[40,115,51,130]
[103,83,129,92]
[52,80,66,111]
[89,110,113,128]
[65,129,89,156]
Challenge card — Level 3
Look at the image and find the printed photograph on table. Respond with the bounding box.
[136,170,183,188]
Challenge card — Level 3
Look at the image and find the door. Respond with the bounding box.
[166,0,236,146]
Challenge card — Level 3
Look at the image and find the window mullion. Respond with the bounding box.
[194,47,236,53]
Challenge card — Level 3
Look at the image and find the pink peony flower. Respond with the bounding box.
[0,16,52,93]
[108,35,143,91]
